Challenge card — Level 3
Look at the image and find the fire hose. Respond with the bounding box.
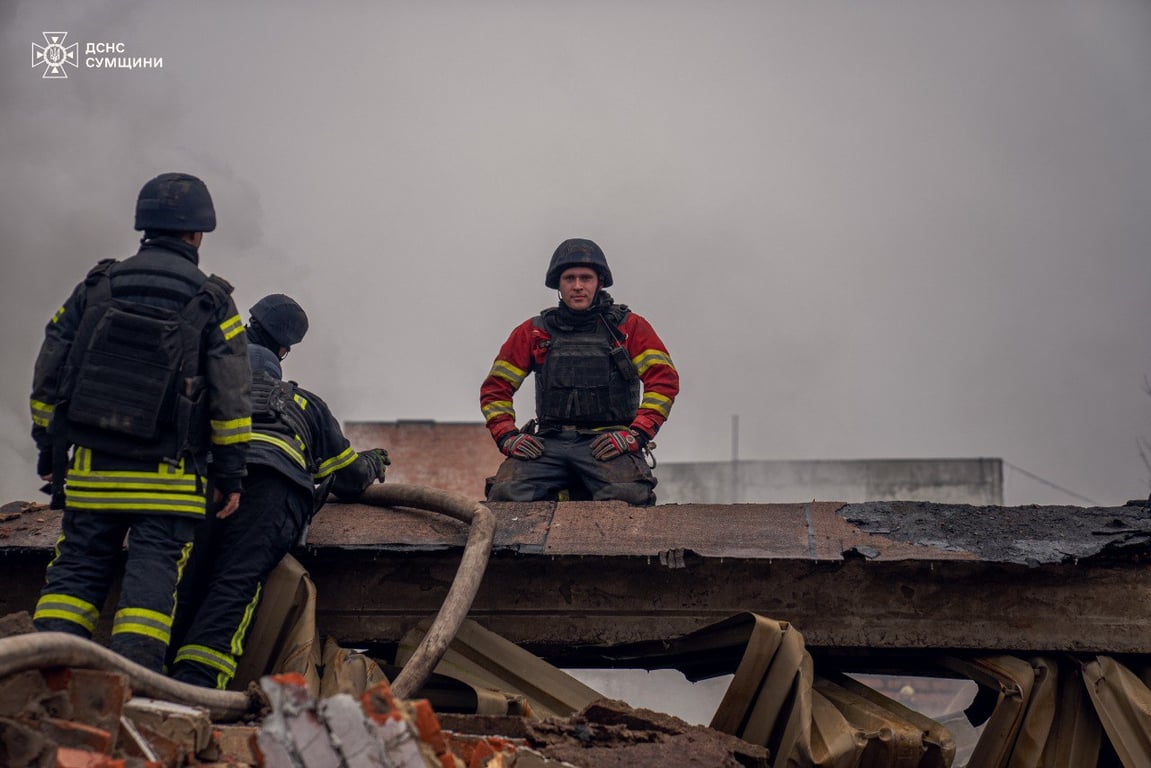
[354,483,496,700]
[0,483,495,721]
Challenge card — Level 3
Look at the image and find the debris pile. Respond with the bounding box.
[0,650,766,767]
[8,489,1151,766]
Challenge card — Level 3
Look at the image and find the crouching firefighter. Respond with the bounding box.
[169,294,389,690]
[481,238,679,505]
[29,173,252,672]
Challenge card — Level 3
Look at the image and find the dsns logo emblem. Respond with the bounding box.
[32,32,78,79]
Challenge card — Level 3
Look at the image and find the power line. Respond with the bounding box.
[1004,461,1100,506]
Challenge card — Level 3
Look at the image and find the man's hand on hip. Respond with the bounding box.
[499,431,545,460]
[590,429,644,461]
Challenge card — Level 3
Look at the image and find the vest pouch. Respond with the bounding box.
[67,302,182,440]
[609,344,639,383]
[538,337,617,423]
[176,375,208,456]
[250,371,281,423]
[550,340,613,388]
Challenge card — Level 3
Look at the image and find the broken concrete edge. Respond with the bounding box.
[841,500,1151,565]
[259,672,770,768]
[258,671,591,767]
[12,496,1151,566]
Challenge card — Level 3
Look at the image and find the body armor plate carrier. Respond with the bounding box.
[534,308,640,429]
[57,259,232,463]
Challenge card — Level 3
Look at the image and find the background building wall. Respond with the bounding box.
[653,458,1003,505]
[346,421,1002,506]
[344,421,503,501]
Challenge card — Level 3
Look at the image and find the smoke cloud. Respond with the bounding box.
[4,1,1151,506]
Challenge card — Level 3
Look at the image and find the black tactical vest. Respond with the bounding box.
[250,371,317,474]
[533,309,640,428]
[59,259,231,463]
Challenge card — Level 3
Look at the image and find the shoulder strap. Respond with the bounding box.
[178,273,235,377]
[65,259,118,380]
[532,308,555,330]
[81,258,117,307]
[51,259,119,452]
[600,306,638,383]
[605,303,631,326]
[185,274,233,319]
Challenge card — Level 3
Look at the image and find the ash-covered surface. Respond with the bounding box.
[446,698,768,768]
[0,501,59,550]
[841,501,1151,565]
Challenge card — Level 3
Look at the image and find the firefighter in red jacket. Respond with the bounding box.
[481,239,679,505]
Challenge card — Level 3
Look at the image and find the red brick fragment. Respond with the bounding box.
[209,725,259,764]
[40,717,112,753]
[54,745,155,768]
[412,699,448,754]
[269,672,308,688]
[66,670,129,745]
[360,679,401,723]
[449,735,518,768]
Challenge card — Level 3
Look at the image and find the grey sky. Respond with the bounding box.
[3,1,1150,507]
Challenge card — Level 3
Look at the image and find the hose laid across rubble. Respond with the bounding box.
[0,484,494,721]
[0,631,254,721]
[350,483,496,700]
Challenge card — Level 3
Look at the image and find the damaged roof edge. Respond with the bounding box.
[304,499,1151,566]
[6,498,1151,565]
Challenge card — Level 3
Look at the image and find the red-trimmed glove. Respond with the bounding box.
[589,428,645,461]
[499,431,545,460]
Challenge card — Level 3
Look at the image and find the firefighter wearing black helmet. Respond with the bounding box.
[246,293,310,352]
[29,173,252,673]
[480,238,679,505]
[169,295,389,689]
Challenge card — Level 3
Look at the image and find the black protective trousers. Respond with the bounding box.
[33,508,197,673]
[486,428,657,505]
[169,465,311,689]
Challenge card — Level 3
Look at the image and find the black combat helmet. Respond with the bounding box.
[134,173,217,233]
[249,294,309,349]
[545,238,613,289]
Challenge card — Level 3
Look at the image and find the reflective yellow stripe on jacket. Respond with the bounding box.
[316,446,357,479]
[482,399,515,423]
[631,349,675,376]
[489,360,527,388]
[30,398,54,428]
[640,391,673,418]
[219,314,244,341]
[251,432,308,470]
[211,416,252,446]
[66,447,207,516]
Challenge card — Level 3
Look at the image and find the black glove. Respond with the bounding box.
[589,428,646,461]
[499,431,545,460]
[363,448,390,481]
